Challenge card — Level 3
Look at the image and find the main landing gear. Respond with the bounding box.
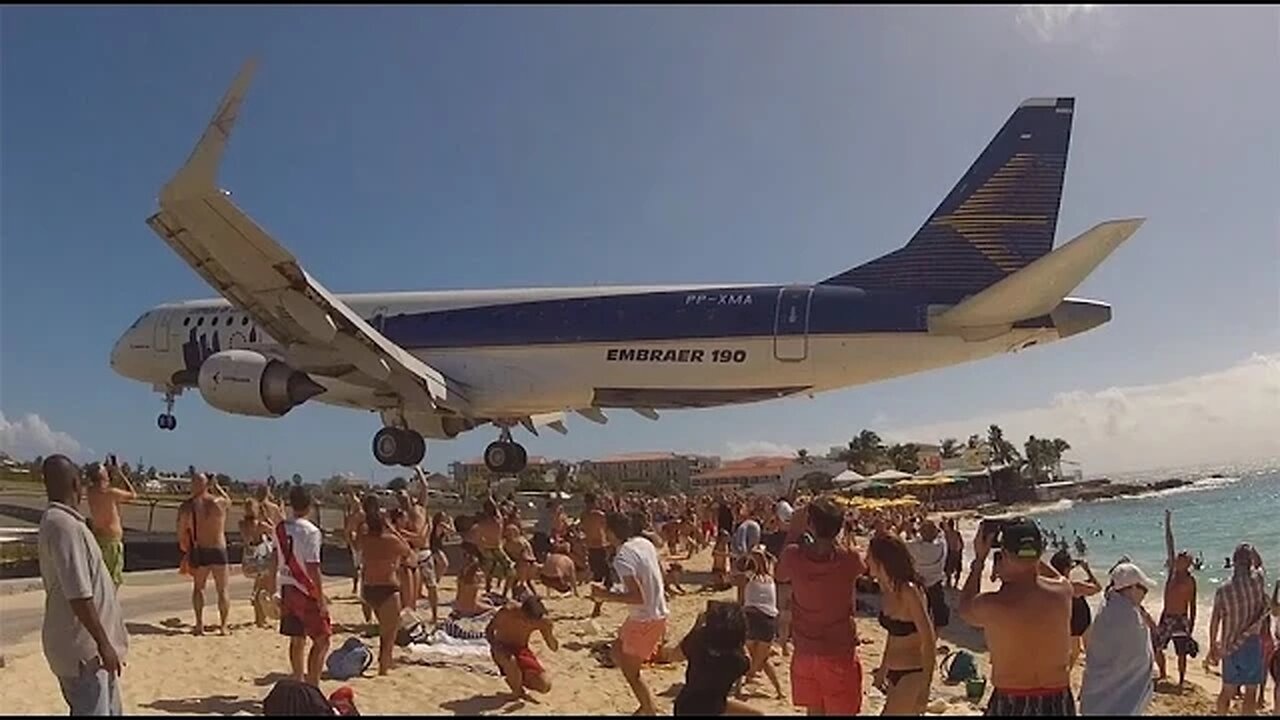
[372,427,426,467]
[157,390,178,431]
[483,427,528,474]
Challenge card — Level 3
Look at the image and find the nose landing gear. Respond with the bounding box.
[372,427,427,467]
[157,390,178,431]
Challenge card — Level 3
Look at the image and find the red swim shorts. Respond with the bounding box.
[280,585,333,639]
[791,651,863,715]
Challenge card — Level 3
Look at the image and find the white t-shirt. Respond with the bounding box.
[612,536,669,622]
[276,517,322,593]
[907,537,947,588]
[744,576,779,618]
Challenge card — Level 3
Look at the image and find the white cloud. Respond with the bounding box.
[724,440,797,459]
[1015,5,1104,43]
[730,353,1280,475]
[0,412,86,460]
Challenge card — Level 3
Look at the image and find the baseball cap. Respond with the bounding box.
[1110,562,1156,592]
[997,517,1045,559]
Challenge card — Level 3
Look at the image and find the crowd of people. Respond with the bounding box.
[30,452,1280,716]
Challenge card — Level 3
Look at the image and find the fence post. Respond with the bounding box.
[147,499,160,533]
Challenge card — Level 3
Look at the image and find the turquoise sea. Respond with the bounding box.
[1023,463,1279,592]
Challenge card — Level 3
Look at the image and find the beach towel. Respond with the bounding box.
[440,609,497,641]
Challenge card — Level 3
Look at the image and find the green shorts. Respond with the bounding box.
[480,547,514,581]
[97,535,124,586]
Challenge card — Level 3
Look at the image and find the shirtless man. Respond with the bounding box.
[485,594,560,703]
[476,499,514,597]
[539,541,579,596]
[256,485,285,595]
[1154,508,1198,687]
[581,493,611,617]
[85,456,137,587]
[343,492,365,595]
[392,487,427,611]
[504,522,537,599]
[959,517,1075,716]
[177,471,233,635]
[343,493,370,621]
[256,485,285,526]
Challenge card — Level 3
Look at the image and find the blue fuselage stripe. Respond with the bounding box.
[378,285,1054,350]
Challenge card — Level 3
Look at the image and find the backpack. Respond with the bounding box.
[940,649,979,685]
[325,637,374,681]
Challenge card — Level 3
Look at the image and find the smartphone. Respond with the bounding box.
[107,454,118,467]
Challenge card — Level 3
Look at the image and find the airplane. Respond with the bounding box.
[110,61,1144,475]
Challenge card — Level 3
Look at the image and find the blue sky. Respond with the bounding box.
[2,6,1277,481]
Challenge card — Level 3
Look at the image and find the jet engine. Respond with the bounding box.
[197,350,326,418]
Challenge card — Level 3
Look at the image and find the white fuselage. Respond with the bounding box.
[111,282,1080,429]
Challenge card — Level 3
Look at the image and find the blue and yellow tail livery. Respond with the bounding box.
[822,97,1075,298]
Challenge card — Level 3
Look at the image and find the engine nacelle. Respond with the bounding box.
[197,350,326,418]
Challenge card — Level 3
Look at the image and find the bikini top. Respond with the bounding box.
[878,612,918,637]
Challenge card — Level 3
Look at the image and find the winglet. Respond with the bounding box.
[160,59,258,203]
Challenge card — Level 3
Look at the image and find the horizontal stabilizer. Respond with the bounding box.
[930,218,1144,331]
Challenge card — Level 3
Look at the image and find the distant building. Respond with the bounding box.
[450,456,560,499]
[579,452,720,494]
[691,456,845,497]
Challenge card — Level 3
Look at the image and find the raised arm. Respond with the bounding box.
[110,464,138,502]
[1164,509,1174,572]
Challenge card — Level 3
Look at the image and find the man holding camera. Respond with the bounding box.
[958,517,1075,716]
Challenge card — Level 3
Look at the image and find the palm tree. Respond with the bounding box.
[940,438,961,459]
[886,443,921,474]
[1051,438,1071,479]
[839,430,887,474]
[987,424,1021,469]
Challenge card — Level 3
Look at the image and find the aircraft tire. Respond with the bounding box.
[403,430,426,467]
[483,441,510,473]
[508,443,528,474]
[373,427,405,466]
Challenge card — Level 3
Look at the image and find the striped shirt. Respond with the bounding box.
[1214,567,1268,656]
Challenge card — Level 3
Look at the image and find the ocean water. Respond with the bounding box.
[1020,464,1280,592]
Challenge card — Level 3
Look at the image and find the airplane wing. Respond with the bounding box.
[147,60,470,415]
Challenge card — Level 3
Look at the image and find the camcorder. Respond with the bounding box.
[978,518,1014,544]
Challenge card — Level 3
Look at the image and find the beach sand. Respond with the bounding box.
[0,543,1230,715]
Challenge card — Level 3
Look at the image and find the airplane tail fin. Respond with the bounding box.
[821,97,1076,298]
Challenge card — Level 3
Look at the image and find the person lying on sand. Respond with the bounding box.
[485,594,559,703]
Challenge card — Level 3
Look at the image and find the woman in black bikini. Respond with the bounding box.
[357,495,414,675]
[868,533,937,715]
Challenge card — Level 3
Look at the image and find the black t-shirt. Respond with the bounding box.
[674,626,750,716]
[717,505,735,535]
[762,529,787,562]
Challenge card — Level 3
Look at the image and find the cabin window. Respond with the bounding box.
[197,317,204,326]
[242,317,249,326]
[183,317,191,326]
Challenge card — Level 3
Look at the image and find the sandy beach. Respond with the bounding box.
[0,534,1230,716]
